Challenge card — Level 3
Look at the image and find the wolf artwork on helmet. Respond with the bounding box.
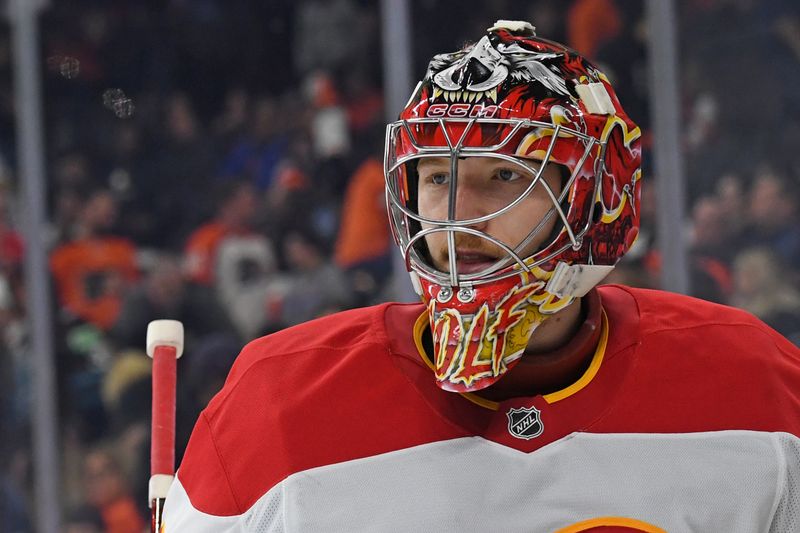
[385,20,641,392]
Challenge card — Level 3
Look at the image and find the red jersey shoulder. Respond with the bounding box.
[597,284,800,434]
[179,302,461,516]
[222,303,392,386]
[600,284,797,350]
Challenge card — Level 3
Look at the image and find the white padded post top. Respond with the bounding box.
[146,319,185,359]
[149,473,175,502]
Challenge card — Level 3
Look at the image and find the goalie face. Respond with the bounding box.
[384,20,641,392]
[416,156,565,278]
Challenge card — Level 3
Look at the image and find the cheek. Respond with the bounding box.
[493,196,556,248]
[417,189,442,220]
[423,230,445,256]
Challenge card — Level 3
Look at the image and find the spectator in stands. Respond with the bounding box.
[152,92,217,246]
[342,69,383,148]
[306,72,351,164]
[639,186,733,303]
[185,181,268,284]
[211,87,251,152]
[218,96,289,192]
[742,166,800,268]
[104,121,162,247]
[686,196,734,302]
[53,150,93,194]
[713,172,747,248]
[731,247,800,344]
[100,351,151,435]
[82,445,146,533]
[50,151,95,245]
[64,505,104,533]
[274,228,350,327]
[52,185,84,247]
[334,150,392,305]
[185,180,277,339]
[50,188,139,330]
[261,135,320,266]
[690,196,733,263]
[110,253,234,350]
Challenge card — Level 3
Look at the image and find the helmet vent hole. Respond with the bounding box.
[592,203,603,224]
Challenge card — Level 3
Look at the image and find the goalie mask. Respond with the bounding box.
[385,20,642,393]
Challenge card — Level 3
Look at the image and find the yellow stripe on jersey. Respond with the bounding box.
[543,309,609,404]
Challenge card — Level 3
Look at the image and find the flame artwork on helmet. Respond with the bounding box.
[385,20,642,393]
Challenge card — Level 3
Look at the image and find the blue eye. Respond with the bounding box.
[430,173,450,185]
[496,169,522,182]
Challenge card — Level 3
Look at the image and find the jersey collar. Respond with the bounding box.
[412,290,608,411]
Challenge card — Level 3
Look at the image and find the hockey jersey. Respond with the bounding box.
[163,285,800,532]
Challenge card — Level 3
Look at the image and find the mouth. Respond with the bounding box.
[450,250,500,275]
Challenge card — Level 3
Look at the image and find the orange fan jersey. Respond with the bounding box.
[50,237,139,330]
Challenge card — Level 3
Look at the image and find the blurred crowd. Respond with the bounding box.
[0,0,798,531]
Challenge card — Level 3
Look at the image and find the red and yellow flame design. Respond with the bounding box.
[424,264,573,392]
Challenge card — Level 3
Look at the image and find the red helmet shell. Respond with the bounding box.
[389,27,641,274]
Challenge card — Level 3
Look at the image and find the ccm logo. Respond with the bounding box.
[426,103,499,119]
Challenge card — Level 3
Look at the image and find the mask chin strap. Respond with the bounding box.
[409,271,424,297]
[544,262,615,298]
[408,262,614,300]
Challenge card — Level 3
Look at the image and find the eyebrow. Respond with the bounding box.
[417,159,449,172]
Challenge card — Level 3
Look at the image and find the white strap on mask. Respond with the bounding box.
[576,82,616,115]
[545,262,615,298]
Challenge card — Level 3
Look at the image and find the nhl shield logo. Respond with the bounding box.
[506,406,544,440]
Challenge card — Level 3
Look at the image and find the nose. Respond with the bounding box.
[453,181,489,230]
